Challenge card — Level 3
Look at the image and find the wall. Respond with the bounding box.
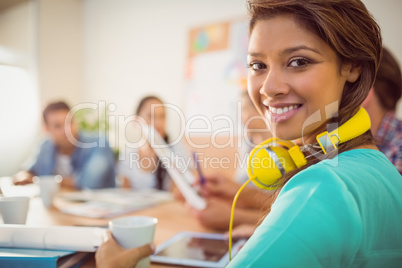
[82,0,248,141]
[82,0,402,131]
[0,0,83,175]
[37,0,82,108]
[80,0,402,178]
[0,0,34,68]
[3,0,400,122]
[0,0,40,176]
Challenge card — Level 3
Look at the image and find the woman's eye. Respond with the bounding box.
[248,62,266,71]
[288,58,310,68]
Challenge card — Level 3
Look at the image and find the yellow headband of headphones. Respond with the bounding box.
[247,107,371,190]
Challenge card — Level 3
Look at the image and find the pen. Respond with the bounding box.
[193,152,206,185]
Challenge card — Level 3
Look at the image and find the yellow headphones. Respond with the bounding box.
[247,107,371,190]
[229,107,371,261]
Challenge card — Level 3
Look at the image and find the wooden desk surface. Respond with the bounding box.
[25,196,216,267]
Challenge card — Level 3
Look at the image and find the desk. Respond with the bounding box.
[25,196,215,267]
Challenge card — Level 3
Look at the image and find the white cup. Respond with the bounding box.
[33,175,62,208]
[109,216,158,268]
[0,196,30,224]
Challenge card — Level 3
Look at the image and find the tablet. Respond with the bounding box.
[150,231,246,268]
[140,123,206,210]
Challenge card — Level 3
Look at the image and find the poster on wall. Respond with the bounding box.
[184,19,249,136]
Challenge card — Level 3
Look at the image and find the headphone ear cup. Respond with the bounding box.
[248,146,297,190]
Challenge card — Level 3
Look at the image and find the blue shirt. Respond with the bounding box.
[29,132,116,189]
[229,149,402,267]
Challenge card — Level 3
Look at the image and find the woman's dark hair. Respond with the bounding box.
[136,95,164,115]
[136,95,167,190]
[247,0,382,212]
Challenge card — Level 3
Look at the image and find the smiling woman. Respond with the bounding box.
[226,0,402,267]
[246,0,382,180]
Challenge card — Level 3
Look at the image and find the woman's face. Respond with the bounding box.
[248,15,354,144]
[138,98,166,138]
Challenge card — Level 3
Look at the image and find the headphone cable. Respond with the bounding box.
[228,177,254,261]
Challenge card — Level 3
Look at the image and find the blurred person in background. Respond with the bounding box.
[118,95,191,191]
[14,101,116,189]
[362,47,402,174]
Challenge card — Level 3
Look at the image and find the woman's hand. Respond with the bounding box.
[95,231,154,268]
[13,171,34,185]
[188,198,233,231]
[225,224,256,239]
[200,173,273,210]
[138,141,158,172]
[200,173,240,201]
[187,198,264,231]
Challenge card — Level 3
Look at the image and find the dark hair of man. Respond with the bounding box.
[42,101,71,124]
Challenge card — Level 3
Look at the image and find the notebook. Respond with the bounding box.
[0,248,90,268]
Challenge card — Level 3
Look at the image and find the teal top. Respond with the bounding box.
[229,149,402,267]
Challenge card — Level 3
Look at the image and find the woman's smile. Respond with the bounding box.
[263,102,303,123]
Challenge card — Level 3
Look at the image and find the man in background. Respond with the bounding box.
[14,101,116,189]
[362,47,402,174]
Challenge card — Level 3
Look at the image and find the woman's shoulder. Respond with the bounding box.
[284,149,401,195]
[303,149,392,176]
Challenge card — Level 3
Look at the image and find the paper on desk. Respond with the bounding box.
[0,224,106,252]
